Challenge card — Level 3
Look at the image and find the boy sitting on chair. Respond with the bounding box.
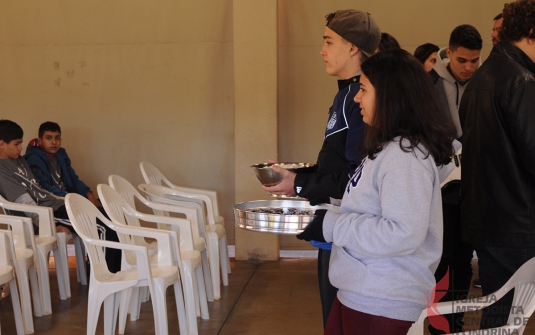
[0,119,120,272]
[24,121,102,208]
[0,119,72,234]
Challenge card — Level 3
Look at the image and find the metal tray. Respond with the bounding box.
[234,199,337,235]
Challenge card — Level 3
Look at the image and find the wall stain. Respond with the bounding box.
[53,62,59,70]
[67,70,75,77]
[54,78,61,86]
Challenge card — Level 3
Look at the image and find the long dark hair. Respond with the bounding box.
[360,49,456,166]
[413,43,439,64]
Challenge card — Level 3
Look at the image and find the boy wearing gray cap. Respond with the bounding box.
[263,9,380,327]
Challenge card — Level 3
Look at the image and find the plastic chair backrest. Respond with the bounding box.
[108,175,150,209]
[501,257,535,332]
[139,161,220,222]
[98,184,190,252]
[138,183,206,237]
[0,215,35,252]
[0,230,15,268]
[0,193,56,238]
[64,193,114,279]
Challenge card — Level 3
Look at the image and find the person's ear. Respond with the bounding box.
[446,47,452,59]
[37,138,43,146]
[349,44,359,57]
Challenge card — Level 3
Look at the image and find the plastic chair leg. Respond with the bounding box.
[8,279,25,335]
[129,287,142,321]
[173,280,188,335]
[118,288,133,334]
[180,260,200,334]
[140,286,150,302]
[55,232,71,299]
[200,249,214,302]
[195,264,209,320]
[52,246,69,300]
[102,292,120,335]
[28,264,42,317]
[35,245,53,315]
[151,278,170,335]
[14,259,34,333]
[206,232,221,300]
[74,235,88,285]
[219,234,229,286]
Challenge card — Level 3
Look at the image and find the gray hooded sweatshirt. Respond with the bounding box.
[323,138,460,322]
[432,48,473,138]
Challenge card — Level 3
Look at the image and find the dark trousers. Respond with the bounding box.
[429,183,473,334]
[319,248,338,329]
[324,297,412,335]
[475,245,535,329]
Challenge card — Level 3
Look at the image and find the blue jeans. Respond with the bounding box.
[475,245,535,329]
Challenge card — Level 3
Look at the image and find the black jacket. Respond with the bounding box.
[294,75,366,204]
[459,42,535,247]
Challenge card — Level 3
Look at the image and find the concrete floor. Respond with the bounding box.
[1,257,535,334]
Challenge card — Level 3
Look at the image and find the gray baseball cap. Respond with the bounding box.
[326,10,381,57]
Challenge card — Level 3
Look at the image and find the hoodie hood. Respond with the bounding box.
[433,48,457,84]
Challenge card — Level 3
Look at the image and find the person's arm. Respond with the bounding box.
[63,155,91,196]
[323,163,435,257]
[13,193,40,227]
[86,191,102,207]
[506,81,535,181]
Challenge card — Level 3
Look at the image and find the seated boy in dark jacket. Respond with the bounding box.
[24,121,121,272]
[24,121,102,207]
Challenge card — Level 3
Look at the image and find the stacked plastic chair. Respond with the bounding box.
[139,161,230,300]
[108,174,214,301]
[0,230,25,335]
[65,193,188,335]
[0,194,72,315]
[98,183,208,335]
[0,215,41,333]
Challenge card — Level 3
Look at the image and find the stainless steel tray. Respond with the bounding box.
[234,199,338,235]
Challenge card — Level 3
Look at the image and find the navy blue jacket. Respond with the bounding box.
[294,75,366,204]
[24,139,92,198]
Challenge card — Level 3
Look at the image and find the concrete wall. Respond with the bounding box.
[277,0,505,249]
[0,0,506,251]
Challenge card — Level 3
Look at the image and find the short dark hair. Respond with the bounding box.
[360,50,456,166]
[38,121,61,138]
[377,32,401,52]
[413,43,440,64]
[449,24,482,51]
[0,120,23,143]
[494,13,503,21]
[500,0,535,43]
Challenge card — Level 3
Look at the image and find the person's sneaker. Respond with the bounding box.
[473,278,481,288]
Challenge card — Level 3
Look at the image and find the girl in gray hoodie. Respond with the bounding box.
[314,50,459,335]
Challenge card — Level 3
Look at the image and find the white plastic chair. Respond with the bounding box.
[138,182,228,300]
[108,174,214,302]
[0,215,41,333]
[0,230,25,335]
[407,256,535,335]
[140,161,225,225]
[440,147,461,188]
[139,171,230,300]
[65,193,188,335]
[0,194,71,315]
[139,161,230,288]
[98,183,208,335]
